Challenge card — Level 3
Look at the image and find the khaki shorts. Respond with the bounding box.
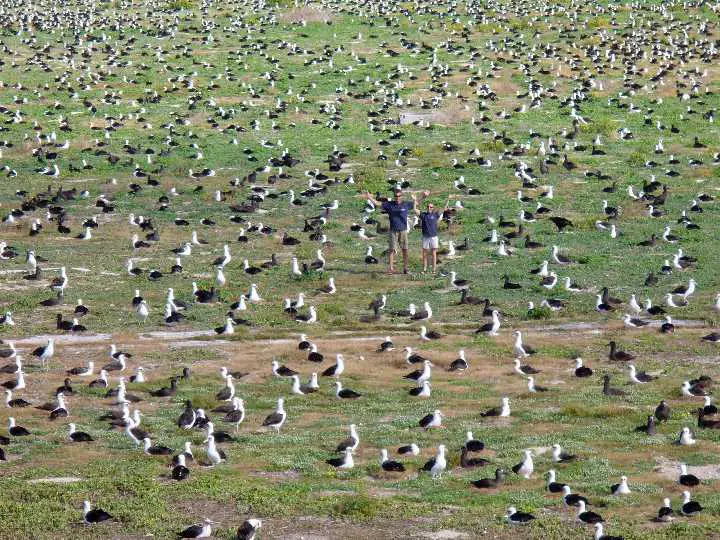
[389,230,408,252]
[422,236,439,249]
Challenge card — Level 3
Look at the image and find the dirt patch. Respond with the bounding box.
[248,469,300,480]
[261,516,440,539]
[654,457,720,481]
[27,476,83,484]
[398,106,471,127]
[367,487,421,498]
[172,498,238,524]
[279,6,334,23]
[420,531,469,540]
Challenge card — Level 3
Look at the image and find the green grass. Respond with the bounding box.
[0,0,718,537]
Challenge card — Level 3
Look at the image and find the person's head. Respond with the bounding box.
[393,189,402,201]
[426,202,435,212]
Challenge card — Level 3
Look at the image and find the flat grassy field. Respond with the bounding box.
[0,0,718,538]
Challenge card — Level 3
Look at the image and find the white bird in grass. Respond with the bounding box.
[204,435,225,466]
[512,449,534,479]
[262,398,287,433]
[136,300,149,322]
[246,283,262,303]
[424,444,447,479]
[497,241,511,256]
[677,427,696,445]
[611,475,631,495]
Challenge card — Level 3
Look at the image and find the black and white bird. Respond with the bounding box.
[678,463,700,487]
[677,427,696,445]
[379,449,405,472]
[221,398,246,432]
[409,380,431,397]
[421,444,447,478]
[410,301,433,321]
[623,314,650,328]
[505,506,535,525]
[262,398,286,432]
[335,381,361,399]
[512,450,534,478]
[172,454,190,481]
[68,423,93,442]
[551,444,576,463]
[398,443,420,456]
[527,376,547,393]
[326,448,354,469]
[562,485,588,507]
[405,360,433,384]
[32,338,55,368]
[377,336,394,352]
[4,389,30,408]
[680,491,703,516]
[464,431,484,452]
[476,310,501,336]
[546,469,567,493]
[593,523,624,540]
[321,354,345,377]
[177,401,197,430]
[576,500,604,524]
[403,347,426,364]
[481,396,510,417]
[656,498,674,522]
[513,358,539,375]
[574,358,593,377]
[236,519,262,540]
[46,393,68,422]
[629,364,656,384]
[336,424,360,453]
[448,271,470,290]
[143,437,173,456]
[418,409,443,430]
[419,325,442,340]
[610,475,631,495]
[702,396,718,416]
[512,331,536,358]
[177,518,213,538]
[82,501,112,524]
[271,360,298,377]
[448,350,468,371]
[202,434,226,467]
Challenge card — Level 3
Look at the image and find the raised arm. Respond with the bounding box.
[364,191,381,208]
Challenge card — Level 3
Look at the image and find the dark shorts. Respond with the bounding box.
[389,230,408,252]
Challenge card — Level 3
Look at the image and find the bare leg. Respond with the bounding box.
[421,248,427,272]
[401,248,409,273]
[388,250,395,273]
[431,249,437,273]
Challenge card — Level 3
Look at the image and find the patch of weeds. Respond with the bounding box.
[331,493,382,521]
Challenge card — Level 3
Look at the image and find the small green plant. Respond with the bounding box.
[331,494,382,521]
[167,0,195,9]
[525,306,552,320]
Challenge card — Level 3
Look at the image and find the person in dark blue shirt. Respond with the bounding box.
[364,189,416,274]
[417,194,448,273]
